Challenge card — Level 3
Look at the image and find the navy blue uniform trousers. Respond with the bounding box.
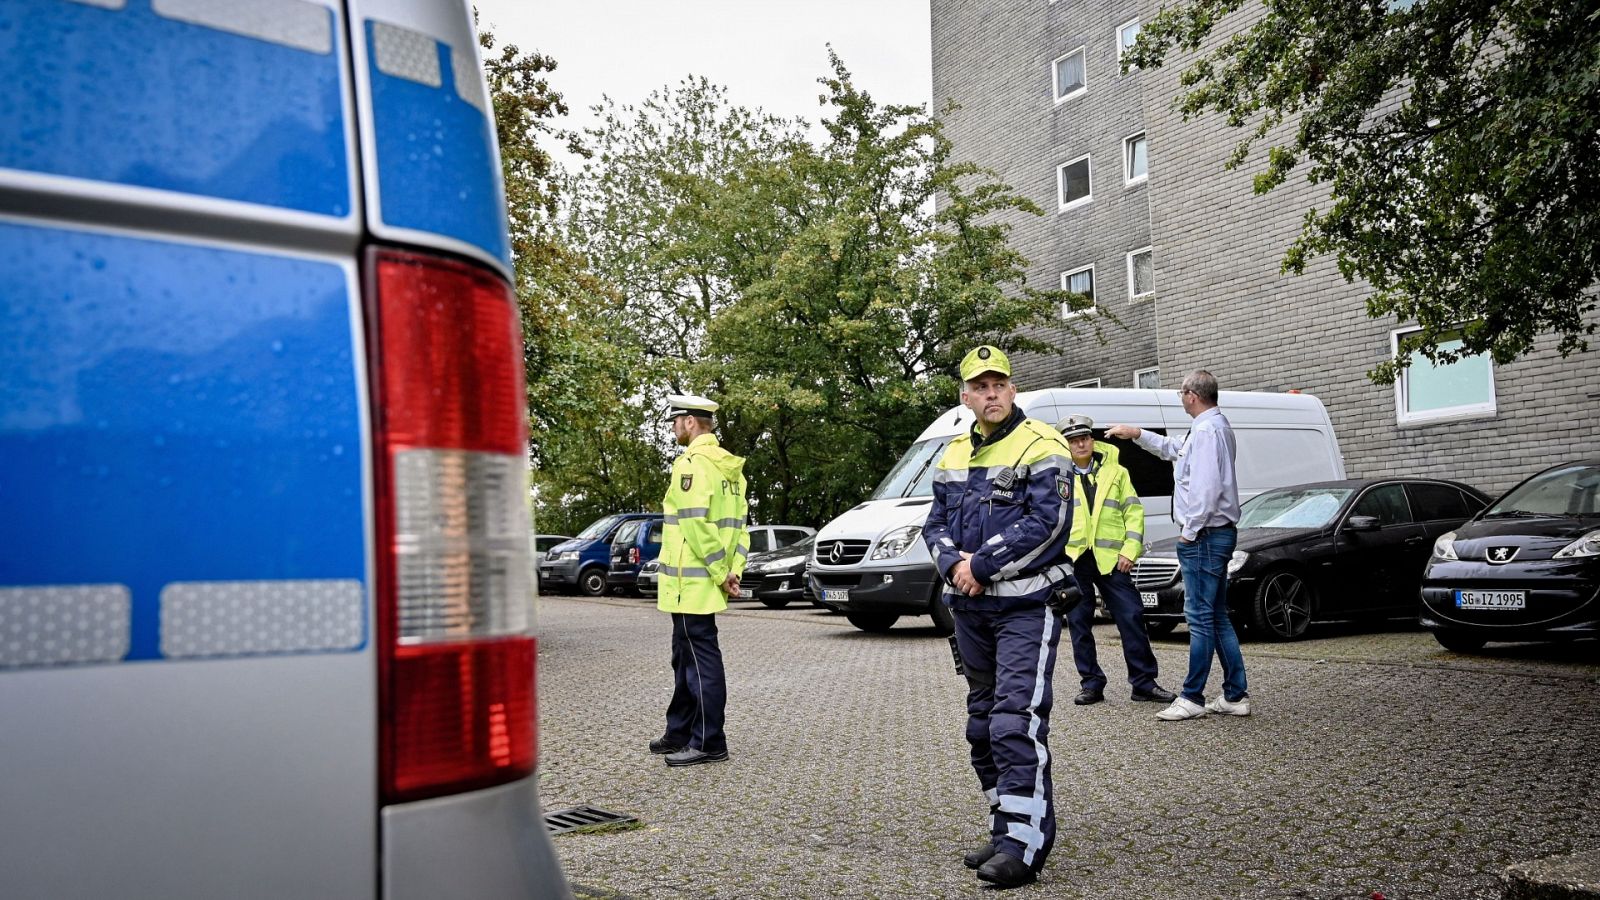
[952,604,1060,871]
[1066,554,1160,693]
[663,612,727,754]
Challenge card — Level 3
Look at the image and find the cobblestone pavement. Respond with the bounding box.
[535,594,1600,900]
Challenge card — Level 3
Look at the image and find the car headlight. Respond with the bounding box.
[760,554,806,572]
[870,526,923,560]
[1554,528,1600,559]
[641,560,659,573]
[1226,550,1249,575]
[1432,531,1459,561]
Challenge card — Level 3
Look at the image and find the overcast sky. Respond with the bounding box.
[472,0,933,161]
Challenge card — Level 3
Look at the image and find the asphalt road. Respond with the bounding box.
[534,593,1600,899]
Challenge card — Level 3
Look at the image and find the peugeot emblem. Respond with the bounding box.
[828,542,843,563]
[1486,546,1518,564]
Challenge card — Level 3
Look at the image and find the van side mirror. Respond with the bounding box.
[1344,515,1380,532]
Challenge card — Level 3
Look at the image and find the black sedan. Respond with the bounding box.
[738,535,816,609]
[1134,478,1490,640]
[1420,460,1600,652]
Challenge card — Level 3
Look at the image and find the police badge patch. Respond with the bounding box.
[681,473,693,492]
[1057,474,1072,501]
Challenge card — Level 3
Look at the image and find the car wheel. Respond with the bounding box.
[578,567,607,597]
[845,612,899,633]
[760,597,791,609]
[927,593,955,636]
[1252,569,1313,641]
[1144,619,1180,638]
[1432,629,1487,653]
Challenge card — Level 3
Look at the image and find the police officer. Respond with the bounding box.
[649,394,749,767]
[922,346,1074,889]
[1057,414,1176,706]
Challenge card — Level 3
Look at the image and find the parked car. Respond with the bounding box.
[531,533,573,569]
[1136,478,1489,640]
[607,517,664,595]
[540,513,662,596]
[1420,460,1600,652]
[637,558,661,598]
[741,535,817,608]
[747,524,817,556]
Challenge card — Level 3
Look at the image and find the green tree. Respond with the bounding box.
[1126,0,1600,382]
[480,26,666,534]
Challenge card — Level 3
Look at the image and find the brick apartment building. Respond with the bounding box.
[930,0,1600,494]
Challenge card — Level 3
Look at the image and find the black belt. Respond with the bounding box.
[1198,523,1237,534]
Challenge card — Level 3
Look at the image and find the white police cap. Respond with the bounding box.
[664,393,718,421]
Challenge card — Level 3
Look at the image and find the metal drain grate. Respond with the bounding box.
[544,804,638,834]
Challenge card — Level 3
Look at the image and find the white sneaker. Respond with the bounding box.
[1206,695,1251,716]
[1155,697,1208,721]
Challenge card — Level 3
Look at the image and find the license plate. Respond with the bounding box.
[1455,589,1525,610]
[823,588,849,604]
[1140,591,1158,608]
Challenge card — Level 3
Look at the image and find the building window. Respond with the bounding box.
[1060,265,1095,318]
[1134,367,1160,389]
[1391,327,1497,425]
[1052,47,1086,102]
[1057,155,1092,211]
[1068,378,1102,389]
[1127,246,1153,297]
[1124,132,1147,185]
[1117,18,1141,66]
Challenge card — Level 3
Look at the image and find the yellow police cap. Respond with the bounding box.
[960,345,1012,382]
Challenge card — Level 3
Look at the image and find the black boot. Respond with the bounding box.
[976,852,1037,888]
[963,843,997,869]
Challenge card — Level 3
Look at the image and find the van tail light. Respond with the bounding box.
[366,247,535,805]
[629,547,640,565]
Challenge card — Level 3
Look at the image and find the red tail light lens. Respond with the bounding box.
[629,547,640,565]
[368,248,536,804]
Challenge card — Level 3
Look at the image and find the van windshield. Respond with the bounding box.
[577,515,623,540]
[872,439,950,500]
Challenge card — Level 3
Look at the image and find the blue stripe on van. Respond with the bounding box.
[0,221,366,661]
[0,0,349,217]
[366,20,511,266]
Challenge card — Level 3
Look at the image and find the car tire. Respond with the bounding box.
[1143,619,1180,638]
[1252,569,1313,641]
[578,567,607,597]
[1432,629,1487,653]
[927,593,955,636]
[845,611,899,633]
[760,597,791,609]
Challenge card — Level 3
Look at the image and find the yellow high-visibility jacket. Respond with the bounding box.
[1064,440,1145,572]
[658,434,749,614]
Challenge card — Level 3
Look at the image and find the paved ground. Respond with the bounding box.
[535,594,1600,899]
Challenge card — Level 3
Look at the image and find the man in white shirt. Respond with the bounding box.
[1106,370,1250,721]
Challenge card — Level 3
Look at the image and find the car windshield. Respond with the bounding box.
[1238,487,1353,529]
[871,438,950,500]
[576,515,622,540]
[1486,464,1600,517]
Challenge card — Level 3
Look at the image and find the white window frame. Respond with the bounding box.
[1051,46,1087,104]
[1057,154,1093,212]
[1390,326,1498,426]
[1126,246,1154,298]
[1116,18,1141,67]
[1133,366,1159,389]
[1059,264,1096,318]
[1068,378,1102,389]
[1123,131,1148,186]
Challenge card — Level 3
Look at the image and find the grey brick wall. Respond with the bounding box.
[932,0,1160,391]
[933,0,1600,496]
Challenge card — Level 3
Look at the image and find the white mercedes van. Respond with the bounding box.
[1,1,570,896]
[809,388,1345,633]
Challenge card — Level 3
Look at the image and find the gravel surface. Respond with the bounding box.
[535,594,1600,899]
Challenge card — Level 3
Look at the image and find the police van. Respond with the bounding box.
[0,0,570,896]
[809,388,1345,633]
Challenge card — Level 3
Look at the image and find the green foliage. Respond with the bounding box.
[1126,0,1600,382]
[562,52,1077,527]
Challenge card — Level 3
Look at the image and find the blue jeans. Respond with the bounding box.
[1176,527,1247,703]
